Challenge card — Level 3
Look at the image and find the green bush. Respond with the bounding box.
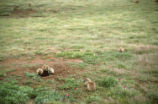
[98,76,118,88]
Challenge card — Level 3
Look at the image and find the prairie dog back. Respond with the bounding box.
[84,78,96,91]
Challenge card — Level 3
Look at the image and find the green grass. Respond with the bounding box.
[34,89,63,104]
[0,0,158,104]
[97,76,118,88]
[0,82,33,104]
[59,77,79,90]
[0,65,17,77]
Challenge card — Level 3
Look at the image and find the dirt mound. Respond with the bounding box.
[0,55,83,80]
[9,63,78,80]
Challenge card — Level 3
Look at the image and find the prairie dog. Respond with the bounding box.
[85,78,96,91]
[42,64,54,74]
[36,68,43,75]
[13,6,19,11]
[133,0,139,3]
[48,67,54,74]
[28,3,32,7]
[42,64,50,71]
[119,47,125,52]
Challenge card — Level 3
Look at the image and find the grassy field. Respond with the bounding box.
[0,0,158,104]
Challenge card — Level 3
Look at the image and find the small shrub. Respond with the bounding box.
[98,76,118,88]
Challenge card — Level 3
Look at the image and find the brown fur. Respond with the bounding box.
[85,78,96,91]
[87,81,96,91]
[36,68,43,75]
[13,6,19,11]
[133,0,139,3]
[119,47,125,52]
[28,3,32,7]
[42,64,50,71]
[37,64,54,76]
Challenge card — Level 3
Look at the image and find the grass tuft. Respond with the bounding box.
[98,76,118,88]
[0,82,33,104]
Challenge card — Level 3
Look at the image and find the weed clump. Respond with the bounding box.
[98,76,118,88]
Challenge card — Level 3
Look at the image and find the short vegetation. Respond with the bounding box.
[0,0,158,104]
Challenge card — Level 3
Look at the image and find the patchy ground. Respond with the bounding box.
[0,55,84,80]
[0,0,158,104]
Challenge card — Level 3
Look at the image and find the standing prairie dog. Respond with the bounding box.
[28,3,32,7]
[133,0,139,3]
[84,78,96,91]
[119,47,125,52]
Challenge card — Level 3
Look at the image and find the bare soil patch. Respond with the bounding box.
[0,55,84,80]
[10,9,36,17]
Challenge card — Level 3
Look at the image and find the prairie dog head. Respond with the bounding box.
[42,64,50,71]
[119,47,125,52]
[84,78,91,85]
[36,68,43,75]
